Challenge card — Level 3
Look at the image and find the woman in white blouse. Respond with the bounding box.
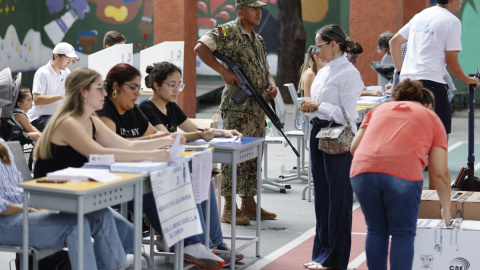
[299,24,364,270]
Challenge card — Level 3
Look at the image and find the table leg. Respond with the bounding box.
[22,192,29,270]
[78,197,84,270]
[256,143,261,256]
[134,182,143,269]
[205,186,211,247]
[230,154,237,270]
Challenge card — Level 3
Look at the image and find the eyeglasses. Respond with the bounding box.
[314,41,329,50]
[124,83,143,94]
[164,82,185,92]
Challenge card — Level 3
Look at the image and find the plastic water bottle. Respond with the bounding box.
[266,118,273,137]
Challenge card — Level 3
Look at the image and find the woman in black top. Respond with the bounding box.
[139,62,241,142]
[96,63,174,140]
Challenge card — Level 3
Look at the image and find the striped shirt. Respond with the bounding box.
[0,139,24,213]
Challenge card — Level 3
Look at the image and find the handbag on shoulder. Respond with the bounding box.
[315,107,354,155]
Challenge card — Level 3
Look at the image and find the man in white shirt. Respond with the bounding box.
[390,0,479,136]
[28,42,79,131]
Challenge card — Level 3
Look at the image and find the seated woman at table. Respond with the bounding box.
[139,61,241,141]
[0,133,128,269]
[32,67,179,268]
[97,63,229,269]
[139,61,243,253]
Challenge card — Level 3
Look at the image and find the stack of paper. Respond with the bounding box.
[189,136,241,145]
[46,167,121,183]
[110,161,168,173]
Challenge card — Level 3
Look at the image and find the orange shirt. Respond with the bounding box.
[350,101,447,181]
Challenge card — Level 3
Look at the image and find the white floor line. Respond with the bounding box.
[250,202,362,269]
[448,141,465,152]
[348,251,366,269]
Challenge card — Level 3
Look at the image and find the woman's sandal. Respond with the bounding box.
[303,261,318,268]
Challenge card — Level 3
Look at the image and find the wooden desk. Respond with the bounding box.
[21,173,145,270]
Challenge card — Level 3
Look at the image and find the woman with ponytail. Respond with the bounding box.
[299,24,364,270]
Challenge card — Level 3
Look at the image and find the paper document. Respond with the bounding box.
[110,161,168,173]
[150,163,203,248]
[169,133,186,164]
[190,149,213,204]
[46,167,121,183]
[189,136,241,145]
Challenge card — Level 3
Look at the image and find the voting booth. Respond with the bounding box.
[139,41,184,92]
[88,44,133,80]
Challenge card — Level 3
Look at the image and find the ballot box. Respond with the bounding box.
[412,219,480,270]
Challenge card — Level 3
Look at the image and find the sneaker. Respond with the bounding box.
[184,243,225,270]
[212,242,244,265]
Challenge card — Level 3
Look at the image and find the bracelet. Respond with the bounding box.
[28,207,32,213]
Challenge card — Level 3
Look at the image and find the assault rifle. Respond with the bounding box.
[213,51,299,157]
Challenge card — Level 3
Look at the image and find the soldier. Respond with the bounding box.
[195,0,277,225]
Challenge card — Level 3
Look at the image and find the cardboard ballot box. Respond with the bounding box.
[412,219,480,269]
[418,190,480,220]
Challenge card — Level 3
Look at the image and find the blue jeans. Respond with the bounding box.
[197,183,223,247]
[95,209,134,270]
[0,208,129,270]
[351,173,422,270]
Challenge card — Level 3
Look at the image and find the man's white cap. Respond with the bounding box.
[52,42,79,61]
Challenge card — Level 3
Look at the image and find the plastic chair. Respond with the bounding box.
[276,84,309,183]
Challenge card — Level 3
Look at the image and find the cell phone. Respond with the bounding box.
[36,179,68,183]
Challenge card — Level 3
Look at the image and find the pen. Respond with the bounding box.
[197,128,222,136]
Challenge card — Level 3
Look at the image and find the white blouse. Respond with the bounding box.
[307,53,364,133]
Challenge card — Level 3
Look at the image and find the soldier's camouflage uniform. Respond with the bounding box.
[206,17,269,197]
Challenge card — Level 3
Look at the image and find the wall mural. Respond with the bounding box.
[0,0,337,87]
[0,0,154,89]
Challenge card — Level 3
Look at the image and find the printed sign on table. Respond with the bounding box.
[150,163,202,248]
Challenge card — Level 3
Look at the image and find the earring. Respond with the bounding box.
[112,90,117,99]
[84,99,86,103]
[332,51,335,56]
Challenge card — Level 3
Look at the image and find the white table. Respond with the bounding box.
[21,173,144,270]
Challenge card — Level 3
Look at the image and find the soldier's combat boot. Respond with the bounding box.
[240,196,277,220]
[221,196,250,225]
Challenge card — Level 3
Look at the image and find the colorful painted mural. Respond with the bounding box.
[0,0,346,87]
[0,0,154,88]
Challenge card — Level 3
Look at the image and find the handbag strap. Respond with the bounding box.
[340,107,351,127]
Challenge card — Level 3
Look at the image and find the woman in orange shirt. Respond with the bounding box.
[350,79,452,270]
